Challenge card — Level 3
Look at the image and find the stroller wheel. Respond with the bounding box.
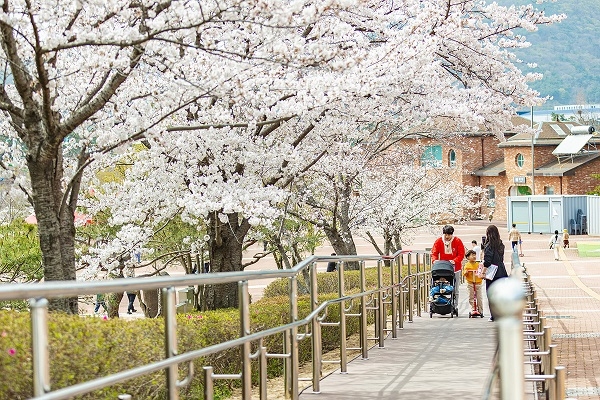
[469,312,472,318]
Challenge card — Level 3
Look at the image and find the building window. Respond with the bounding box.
[516,153,525,168]
[487,185,496,207]
[448,149,456,168]
[544,186,555,195]
[510,185,532,196]
[421,145,442,168]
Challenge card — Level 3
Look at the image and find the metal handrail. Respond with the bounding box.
[0,250,432,399]
[484,251,571,400]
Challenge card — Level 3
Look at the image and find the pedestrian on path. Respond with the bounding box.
[94,293,108,314]
[463,250,483,317]
[562,228,570,248]
[431,225,465,305]
[508,223,522,252]
[471,240,481,262]
[479,224,509,322]
[549,230,560,260]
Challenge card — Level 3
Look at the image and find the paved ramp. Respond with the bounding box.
[300,282,537,399]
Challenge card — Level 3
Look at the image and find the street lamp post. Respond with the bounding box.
[530,106,535,195]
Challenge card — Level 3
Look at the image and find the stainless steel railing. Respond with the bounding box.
[485,251,572,400]
[0,250,432,399]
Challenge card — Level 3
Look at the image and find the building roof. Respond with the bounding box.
[529,152,600,176]
[473,158,506,177]
[498,118,592,148]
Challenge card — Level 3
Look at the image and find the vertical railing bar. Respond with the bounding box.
[30,298,51,397]
[377,259,385,348]
[359,260,368,359]
[488,278,526,400]
[390,256,398,339]
[339,261,347,373]
[398,255,405,330]
[407,253,413,323]
[163,287,179,400]
[289,276,299,400]
[416,255,422,317]
[259,344,268,400]
[310,262,322,393]
[239,281,252,400]
[203,366,214,400]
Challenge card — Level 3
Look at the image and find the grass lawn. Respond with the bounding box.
[576,242,600,257]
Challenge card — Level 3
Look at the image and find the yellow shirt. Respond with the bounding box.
[463,261,483,284]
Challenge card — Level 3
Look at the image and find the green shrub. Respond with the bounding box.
[263,266,404,298]
[0,290,372,399]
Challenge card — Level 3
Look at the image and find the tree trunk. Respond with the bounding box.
[204,212,250,309]
[324,226,359,270]
[28,157,78,313]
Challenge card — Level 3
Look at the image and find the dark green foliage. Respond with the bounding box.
[0,284,371,400]
[263,266,399,298]
[496,0,600,105]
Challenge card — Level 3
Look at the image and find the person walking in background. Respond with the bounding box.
[471,240,481,262]
[431,225,465,304]
[549,230,560,260]
[508,223,522,252]
[94,293,108,314]
[562,229,570,248]
[124,265,138,314]
[479,225,509,322]
[463,250,484,317]
[327,253,337,272]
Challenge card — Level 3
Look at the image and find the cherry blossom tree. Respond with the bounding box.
[0,0,564,312]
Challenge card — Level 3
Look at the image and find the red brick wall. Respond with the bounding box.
[563,158,600,193]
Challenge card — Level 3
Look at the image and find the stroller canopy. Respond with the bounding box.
[432,260,455,279]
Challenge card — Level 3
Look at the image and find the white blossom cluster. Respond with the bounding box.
[0,0,564,272]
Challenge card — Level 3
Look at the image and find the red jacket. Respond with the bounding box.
[431,236,465,272]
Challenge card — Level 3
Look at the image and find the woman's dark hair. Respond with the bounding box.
[485,225,504,253]
[442,225,454,235]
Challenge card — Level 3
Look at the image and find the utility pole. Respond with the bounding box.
[530,106,535,195]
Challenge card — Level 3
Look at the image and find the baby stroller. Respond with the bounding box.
[429,260,458,318]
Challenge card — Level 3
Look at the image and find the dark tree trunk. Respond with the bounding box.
[28,156,79,313]
[324,226,359,270]
[204,212,250,309]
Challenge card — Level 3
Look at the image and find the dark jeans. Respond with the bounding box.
[94,301,107,313]
[127,292,137,312]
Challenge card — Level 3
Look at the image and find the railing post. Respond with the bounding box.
[488,278,526,400]
[310,262,323,392]
[377,259,385,348]
[416,254,422,317]
[390,257,398,339]
[359,260,368,359]
[203,366,214,400]
[398,255,405,330]
[30,298,50,397]
[407,253,413,323]
[163,287,179,400]
[239,281,252,399]
[339,262,348,373]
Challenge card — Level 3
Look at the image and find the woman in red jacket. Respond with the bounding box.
[431,225,465,305]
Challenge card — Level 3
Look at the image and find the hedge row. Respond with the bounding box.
[0,289,370,399]
[263,264,403,298]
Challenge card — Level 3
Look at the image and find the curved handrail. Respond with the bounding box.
[1,250,432,400]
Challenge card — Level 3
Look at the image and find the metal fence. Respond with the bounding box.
[0,250,432,400]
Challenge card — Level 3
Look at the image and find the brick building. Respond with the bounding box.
[475,118,599,219]
[408,117,600,221]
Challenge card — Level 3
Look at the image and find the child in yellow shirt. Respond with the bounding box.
[463,250,484,316]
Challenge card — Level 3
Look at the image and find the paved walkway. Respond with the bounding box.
[299,221,600,399]
[299,277,536,400]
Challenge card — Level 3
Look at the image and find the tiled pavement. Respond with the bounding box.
[520,232,600,399]
[299,221,600,399]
